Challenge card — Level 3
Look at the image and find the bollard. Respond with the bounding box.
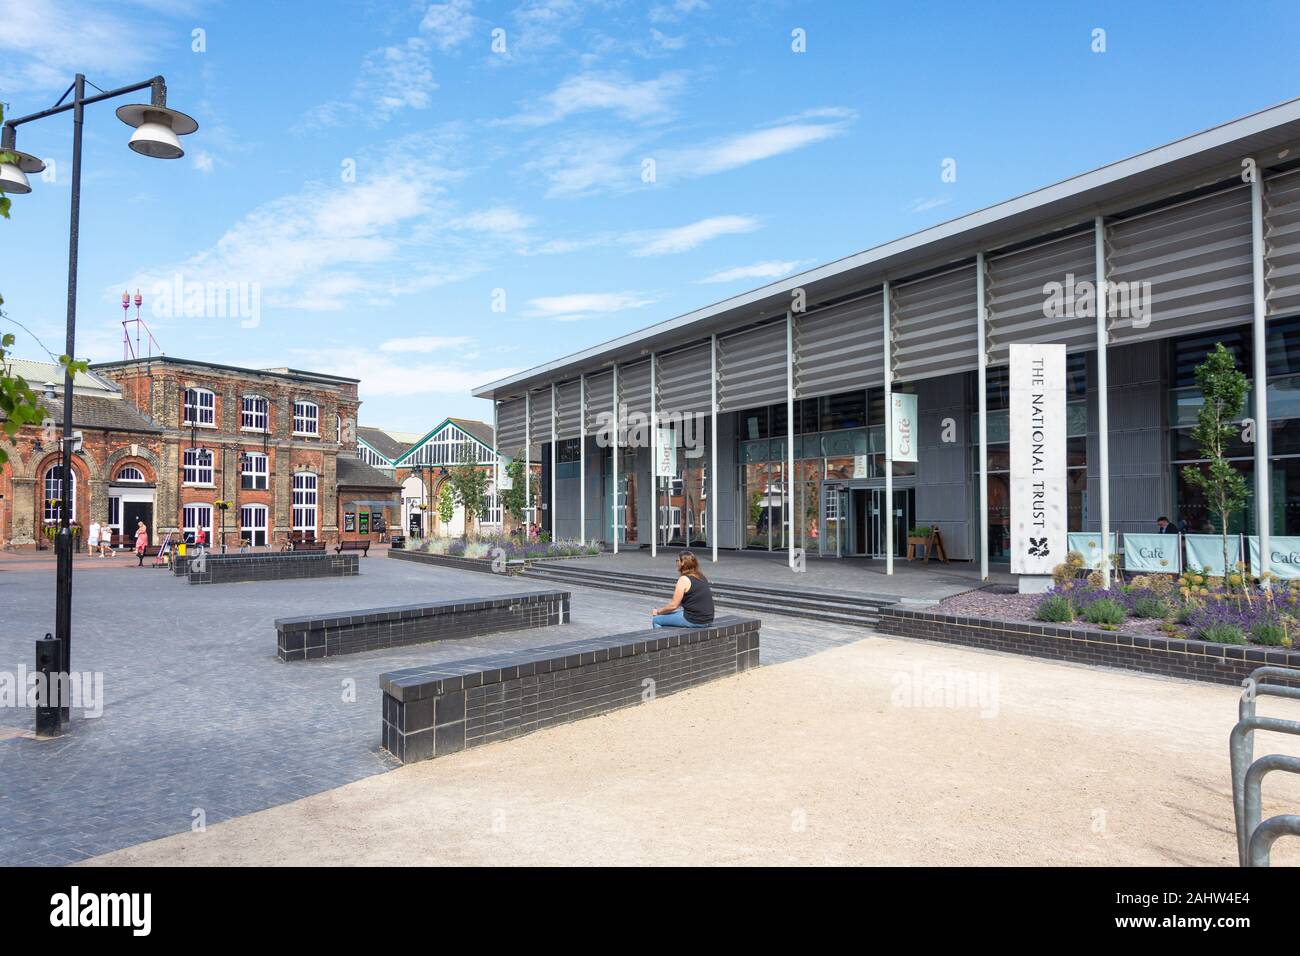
[35,633,63,737]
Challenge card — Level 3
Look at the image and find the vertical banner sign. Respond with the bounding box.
[1009,343,1067,575]
[497,456,513,491]
[655,427,677,478]
[891,393,918,463]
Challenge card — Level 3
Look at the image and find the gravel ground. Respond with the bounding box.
[81,634,1300,867]
[933,588,1175,638]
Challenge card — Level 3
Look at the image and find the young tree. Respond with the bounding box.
[437,484,454,533]
[1182,342,1250,581]
[447,443,490,537]
[499,456,528,527]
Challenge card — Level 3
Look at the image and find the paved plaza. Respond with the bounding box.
[88,630,1300,867]
[4,547,1297,867]
[0,548,864,866]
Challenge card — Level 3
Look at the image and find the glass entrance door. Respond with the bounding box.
[866,487,914,558]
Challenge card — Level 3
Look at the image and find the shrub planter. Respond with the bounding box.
[387,548,525,575]
[877,607,1300,687]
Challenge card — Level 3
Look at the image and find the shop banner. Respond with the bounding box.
[890,392,918,463]
[1248,536,1300,580]
[496,457,513,491]
[1183,534,1243,577]
[655,426,677,478]
[1009,343,1067,575]
[1066,532,1118,570]
[1121,533,1181,573]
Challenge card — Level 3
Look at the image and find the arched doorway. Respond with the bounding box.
[401,475,426,537]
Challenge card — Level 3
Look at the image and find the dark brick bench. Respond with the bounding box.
[276,590,571,662]
[379,616,760,764]
[188,551,358,585]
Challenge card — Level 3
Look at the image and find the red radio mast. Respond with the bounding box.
[121,288,160,360]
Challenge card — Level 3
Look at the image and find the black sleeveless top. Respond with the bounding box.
[680,574,715,625]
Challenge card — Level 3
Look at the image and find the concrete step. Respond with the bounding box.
[523,561,894,610]
[521,565,883,628]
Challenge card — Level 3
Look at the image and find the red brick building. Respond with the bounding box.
[0,356,398,550]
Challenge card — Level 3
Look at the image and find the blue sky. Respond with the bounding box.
[2,0,1299,432]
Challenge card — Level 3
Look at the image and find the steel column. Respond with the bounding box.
[786,312,795,568]
[1095,216,1112,588]
[1251,172,1272,582]
[977,253,989,582]
[579,374,586,545]
[612,364,619,555]
[550,383,557,539]
[711,334,718,563]
[524,391,531,533]
[882,282,893,575]
[650,352,657,558]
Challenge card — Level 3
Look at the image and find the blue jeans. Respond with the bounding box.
[652,609,708,629]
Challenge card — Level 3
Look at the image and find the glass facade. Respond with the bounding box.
[1170,317,1300,535]
[737,389,912,554]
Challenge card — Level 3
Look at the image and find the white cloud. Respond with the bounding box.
[525,291,657,321]
[650,0,708,23]
[509,71,687,126]
[192,150,215,174]
[668,121,846,176]
[291,348,519,398]
[697,259,809,284]
[420,0,478,51]
[629,215,759,257]
[650,28,686,51]
[0,0,161,92]
[452,206,534,233]
[908,196,952,213]
[523,111,851,197]
[299,37,439,129]
[379,335,474,352]
[112,135,488,318]
[521,133,642,198]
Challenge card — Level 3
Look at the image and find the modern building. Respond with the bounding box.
[473,98,1300,572]
[0,354,398,550]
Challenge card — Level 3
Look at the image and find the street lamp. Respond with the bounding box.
[4,74,196,726]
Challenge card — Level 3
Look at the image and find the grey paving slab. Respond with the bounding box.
[0,549,861,866]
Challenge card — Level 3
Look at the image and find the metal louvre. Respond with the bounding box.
[656,343,712,416]
[583,369,613,434]
[1107,184,1253,346]
[527,388,552,439]
[718,319,788,412]
[986,230,1095,364]
[618,360,652,419]
[496,399,526,457]
[891,263,979,382]
[555,380,581,440]
[1265,168,1300,318]
[795,292,884,397]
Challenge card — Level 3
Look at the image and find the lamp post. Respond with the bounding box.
[3,74,196,724]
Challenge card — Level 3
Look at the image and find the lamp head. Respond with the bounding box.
[115,104,198,160]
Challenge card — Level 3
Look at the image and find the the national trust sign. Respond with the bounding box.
[1009,343,1067,587]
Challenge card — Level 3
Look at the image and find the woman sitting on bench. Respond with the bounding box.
[650,550,715,629]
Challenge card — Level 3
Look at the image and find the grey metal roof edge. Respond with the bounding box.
[473,94,1300,400]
